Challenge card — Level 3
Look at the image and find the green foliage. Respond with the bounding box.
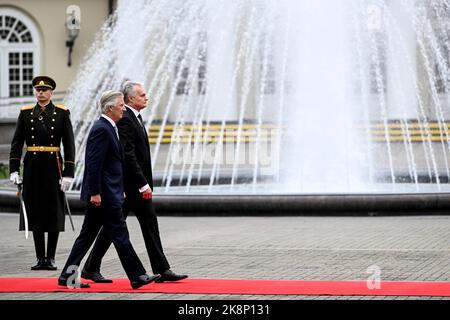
[0,163,8,179]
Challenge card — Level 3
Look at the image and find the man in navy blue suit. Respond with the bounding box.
[58,91,160,289]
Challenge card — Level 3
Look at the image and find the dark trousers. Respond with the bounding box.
[60,202,146,281]
[84,195,170,274]
[33,231,59,259]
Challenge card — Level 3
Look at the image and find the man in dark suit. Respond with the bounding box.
[58,90,160,289]
[81,82,187,283]
[9,76,75,271]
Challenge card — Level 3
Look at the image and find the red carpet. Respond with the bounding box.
[0,278,450,296]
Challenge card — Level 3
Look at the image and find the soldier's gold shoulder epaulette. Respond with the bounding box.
[55,104,69,111]
[21,105,34,111]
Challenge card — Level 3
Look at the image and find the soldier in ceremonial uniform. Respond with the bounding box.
[9,76,75,271]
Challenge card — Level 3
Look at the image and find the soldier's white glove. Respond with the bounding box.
[60,177,74,192]
[10,172,22,185]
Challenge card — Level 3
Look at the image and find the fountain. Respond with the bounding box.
[58,0,450,213]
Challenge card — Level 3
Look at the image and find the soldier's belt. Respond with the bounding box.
[27,146,60,152]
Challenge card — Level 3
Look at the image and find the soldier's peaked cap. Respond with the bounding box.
[32,76,56,90]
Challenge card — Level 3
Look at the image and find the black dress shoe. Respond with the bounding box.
[31,258,46,270]
[81,269,113,283]
[155,269,188,282]
[58,276,90,288]
[130,274,161,289]
[45,258,57,271]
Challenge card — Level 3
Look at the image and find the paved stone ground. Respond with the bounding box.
[0,212,449,300]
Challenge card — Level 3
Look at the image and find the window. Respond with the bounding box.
[365,3,387,94]
[430,2,450,94]
[0,8,40,98]
[175,33,207,96]
[8,52,34,97]
[258,32,276,95]
[369,32,387,94]
[434,31,450,94]
[197,41,207,95]
[260,53,276,95]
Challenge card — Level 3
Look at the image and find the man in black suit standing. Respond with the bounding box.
[58,90,160,289]
[81,82,187,283]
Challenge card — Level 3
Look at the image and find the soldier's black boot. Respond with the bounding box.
[45,232,59,270]
[45,258,57,270]
[31,258,46,270]
[31,232,46,270]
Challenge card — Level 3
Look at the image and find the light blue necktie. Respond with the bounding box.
[113,125,119,140]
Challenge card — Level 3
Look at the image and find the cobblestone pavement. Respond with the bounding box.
[0,212,449,300]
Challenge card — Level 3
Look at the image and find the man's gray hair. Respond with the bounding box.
[100,90,123,114]
[121,81,143,103]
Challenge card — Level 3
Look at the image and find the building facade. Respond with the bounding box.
[0,0,115,163]
[0,0,114,118]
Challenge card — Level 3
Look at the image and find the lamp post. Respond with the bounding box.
[65,6,81,67]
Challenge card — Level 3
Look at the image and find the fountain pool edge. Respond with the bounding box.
[1,188,450,216]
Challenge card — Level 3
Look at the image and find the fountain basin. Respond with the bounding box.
[1,188,449,216]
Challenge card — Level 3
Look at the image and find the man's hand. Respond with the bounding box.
[141,188,152,200]
[60,177,74,192]
[90,194,101,207]
[10,172,22,185]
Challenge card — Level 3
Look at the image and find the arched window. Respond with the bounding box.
[0,8,40,98]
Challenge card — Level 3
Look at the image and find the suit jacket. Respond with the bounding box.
[81,117,125,205]
[117,107,153,195]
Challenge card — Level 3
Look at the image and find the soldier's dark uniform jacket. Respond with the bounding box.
[9,102,75,232]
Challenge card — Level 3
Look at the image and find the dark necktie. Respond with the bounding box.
[137,114,147,134]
